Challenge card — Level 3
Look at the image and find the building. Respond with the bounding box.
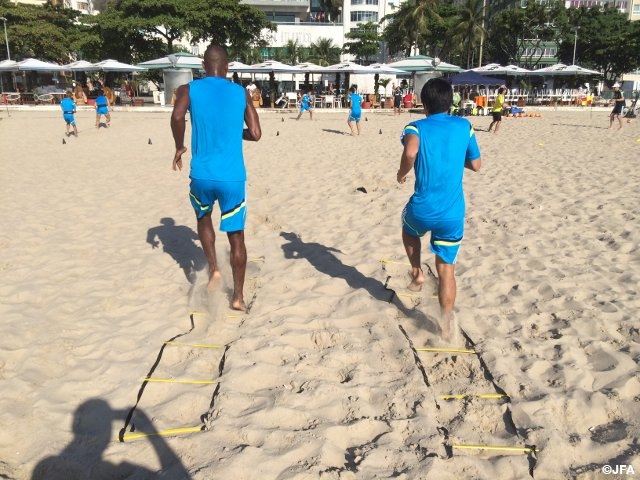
[8,0,97,14]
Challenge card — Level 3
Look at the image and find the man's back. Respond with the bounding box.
[189,76,247,182]
[60,97,75,113]
[404,113,479,220]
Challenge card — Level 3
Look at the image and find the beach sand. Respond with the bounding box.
[0,105,638,479]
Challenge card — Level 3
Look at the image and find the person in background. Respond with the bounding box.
[296,89,313,120]
[60,91,78,137]
[487,86,507,133]
[609,82,625,129]
[170,44,262,311]
[347,86,363,135]
[393,86,403,115]
[94,89,111,128]
[396,78,481,340]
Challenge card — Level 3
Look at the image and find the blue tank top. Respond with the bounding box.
[188,77,247,181]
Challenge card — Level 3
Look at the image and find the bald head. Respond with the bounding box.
[203,44,229,77]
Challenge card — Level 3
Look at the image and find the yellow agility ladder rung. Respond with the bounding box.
[190,311,208,317]
[380,259,411,266]
[439,393,509,400]
[163,341,225,349]
[143,377,218,385]
[416,347,476,354]
[122,426,203,441]
[452,444,540,454]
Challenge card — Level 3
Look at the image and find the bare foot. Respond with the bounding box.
[231,294,246,312]
[440,312,457,343]
[206,270,222,292]
[407,267,425,292]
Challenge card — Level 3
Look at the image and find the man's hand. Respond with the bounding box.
[173,147,187,171]
[397,170,407,184]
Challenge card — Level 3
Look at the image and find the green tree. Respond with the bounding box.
[452,0,485,68]
[87,0,273,61]
[309,37,341,66]
[0,1,95,62]
[342,22,381,63]
[559,7,640,85]
[485,1,564,68]
[283,39,304,64]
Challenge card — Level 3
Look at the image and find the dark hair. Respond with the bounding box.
[420,77,453,114]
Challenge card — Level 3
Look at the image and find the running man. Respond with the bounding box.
[397,78,481,339]
[347,86,363,136]
[296,89,313,120]
[60,91,78,137]
[171,44,262,311]
[94,90,111,128]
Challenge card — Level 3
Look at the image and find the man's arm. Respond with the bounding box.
[170,84,190,171]
[465,158,481,171]
[243,90,262,141]
[397,133,418,183]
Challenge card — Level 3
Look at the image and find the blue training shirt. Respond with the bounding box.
[60,97,76,114]
[188,76,247,182]
[349,93,362,116]
[401,113,480,221]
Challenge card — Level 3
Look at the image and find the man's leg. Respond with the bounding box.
[435,255,456,340]
[227,230,247,311]
[196,212,221,291]
[494,119,501,134]
[402,229,425,291]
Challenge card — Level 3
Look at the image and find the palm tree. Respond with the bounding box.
[283,39,304,65]
[309,37,341,66]
[452,0,485,69]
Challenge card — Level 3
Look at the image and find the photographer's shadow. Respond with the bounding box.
[31,398,191,479]
[147,218,205,284]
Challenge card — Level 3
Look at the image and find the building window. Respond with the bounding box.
[350,10,378,22]
[352,0,378,4]
[633,2,640,12]
[191,45,200,56]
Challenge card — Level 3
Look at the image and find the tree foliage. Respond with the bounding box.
[0,0,96,62]
[559,7,640,84]
[343,22,381,62]
[309,37,341,66]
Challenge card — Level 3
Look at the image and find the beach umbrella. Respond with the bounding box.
[449,70,504,86]
[244,60,303,74]
[472,63,532,76]
[15,58,65,71]
[529,63,601,76]
[62,60,94,71]
[227,61,255,73]
[366,63,408,75]
[89,59,147,72]
[387,55,462,73]
[0,59,18,71]
[137,52,203,70]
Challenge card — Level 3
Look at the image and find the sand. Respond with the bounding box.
[0,104,638,479]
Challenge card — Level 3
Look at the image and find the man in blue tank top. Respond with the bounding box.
[171,44,262,311]
[397,77,481,340]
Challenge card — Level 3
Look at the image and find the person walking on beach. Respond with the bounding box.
[347,86,363,135]
[609,82,625,129]
[296,89,313,120]
[487,86,506,133]
[396,77,481,339]
[393,86,403,115]
[60,91,78,137]
[171,44,262,311]
[94,90,111,128]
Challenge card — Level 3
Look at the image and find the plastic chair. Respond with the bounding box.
[324,95,334,108]
[285,92,299,109]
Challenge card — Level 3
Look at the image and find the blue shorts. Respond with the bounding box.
[96,106,109,115]
[300,105,311,112]
[348,112,361,122]
[63,113,75,125]
[401,204,464,264]
[189,178,246,232]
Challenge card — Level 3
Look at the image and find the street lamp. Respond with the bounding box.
[0,17,9,61]
[572,27,579,65]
